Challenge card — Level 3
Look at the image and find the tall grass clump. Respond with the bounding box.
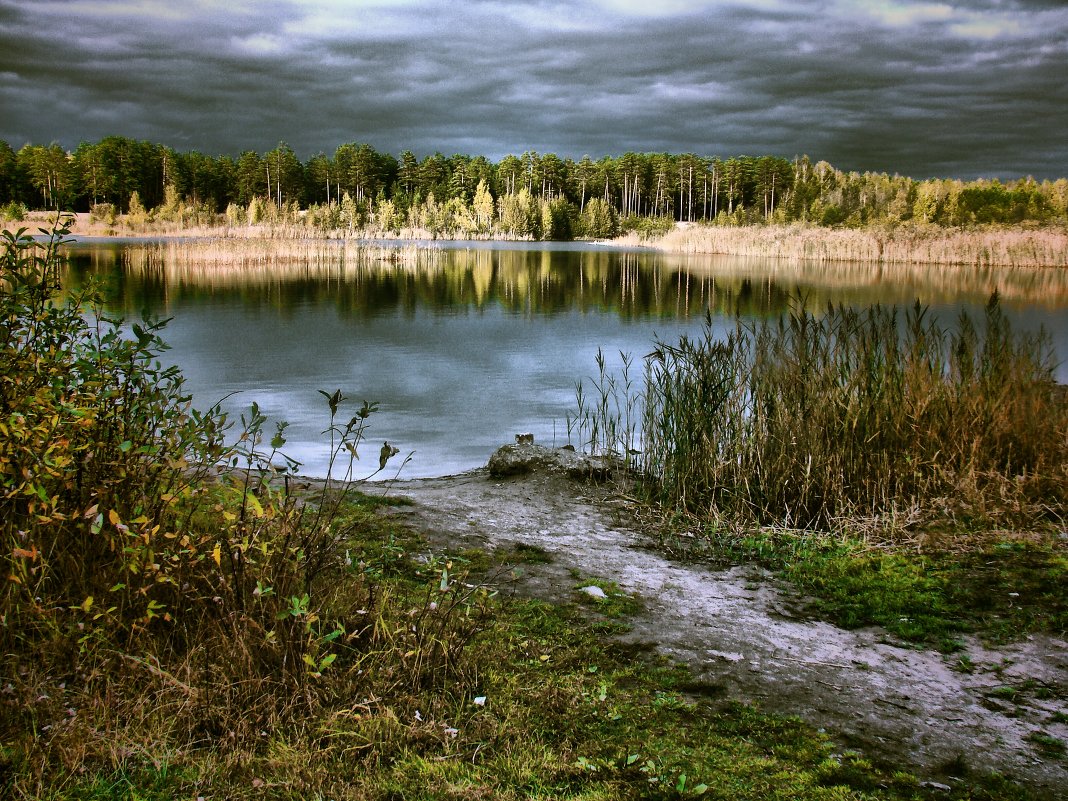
[570,348,643,460]
[637,297,1066,540]
[0,218,492,794]
[642,222,1068,268]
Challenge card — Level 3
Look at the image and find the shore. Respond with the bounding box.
[8,211,1068,269]
[623,221,1068,269]
[379,458,1068,797]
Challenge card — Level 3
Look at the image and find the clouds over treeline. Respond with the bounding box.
[1,0,1065,179]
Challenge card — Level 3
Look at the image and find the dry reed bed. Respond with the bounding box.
[575,300,1067,544]
[123,239,445,280]
[636,223,1068,269]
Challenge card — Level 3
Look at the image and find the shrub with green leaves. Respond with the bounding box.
[1,219,493,788]
[1,217,231,646]
[1,200,27,222]
[620,213,674,239]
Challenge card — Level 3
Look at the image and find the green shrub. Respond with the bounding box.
[1,200,28,222]
[2,217,229,647]
[0,219,492,783]
[89,202,116,224]
[620,214,674,239]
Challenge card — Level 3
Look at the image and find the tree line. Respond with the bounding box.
[2,136,1066,238]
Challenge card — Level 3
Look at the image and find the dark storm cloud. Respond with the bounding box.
[1,0,1065,178]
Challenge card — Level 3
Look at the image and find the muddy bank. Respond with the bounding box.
[369,464,1068,798]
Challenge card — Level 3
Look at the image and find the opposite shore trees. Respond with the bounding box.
[1,137,1065,240]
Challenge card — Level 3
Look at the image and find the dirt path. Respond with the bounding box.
[371,466,1068,798]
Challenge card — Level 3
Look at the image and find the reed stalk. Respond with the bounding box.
[582,295,1067,543]
[630,222,1068,269]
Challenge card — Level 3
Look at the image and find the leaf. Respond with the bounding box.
[318,388,344,416]
[245,491,264,518]
[318,653,337,671]
[212,542,222,566]
[81,596,94,613]
[108,509,121,527]
[12,545,38,560]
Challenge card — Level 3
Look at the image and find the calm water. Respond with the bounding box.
[62,240,1068,479]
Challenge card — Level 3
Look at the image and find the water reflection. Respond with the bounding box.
[60,241,1068,478]
[65,240,1068,318]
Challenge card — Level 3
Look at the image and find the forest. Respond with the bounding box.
[2,136,1066,239]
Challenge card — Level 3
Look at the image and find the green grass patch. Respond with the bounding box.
[507,541,555,564]
[570,572,646,619]
[346,487,415,508]
[1025,732,1066,759]
[685,527,1068,646]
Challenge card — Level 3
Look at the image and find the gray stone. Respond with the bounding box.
[487,443,616,480]
[920,782,952,793]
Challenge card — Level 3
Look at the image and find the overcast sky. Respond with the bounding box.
[1,0,1065,179]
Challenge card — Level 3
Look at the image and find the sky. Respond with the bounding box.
[1,0,1066,180]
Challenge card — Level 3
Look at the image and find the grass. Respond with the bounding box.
[638,297,1065,539]
[569,571,646,620]
[1025,732,1066,759]
[657,524,1068,647]
[5,496,1045,800]
[634,221,1068,268]
[123,237,444,271]
[503,541,555,565]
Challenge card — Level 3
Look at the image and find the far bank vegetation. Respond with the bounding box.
[3,137,1067,266]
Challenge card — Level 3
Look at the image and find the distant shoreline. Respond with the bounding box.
[621,221,1068,269]
[8,212,1067,269]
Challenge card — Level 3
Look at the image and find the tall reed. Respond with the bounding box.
[634,222,1068,269]
[569,349,641,459]
[632,296,1066,540]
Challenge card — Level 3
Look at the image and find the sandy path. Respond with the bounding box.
[373,467,1068,799]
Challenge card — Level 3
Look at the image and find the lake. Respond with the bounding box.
[62,239,1068,479]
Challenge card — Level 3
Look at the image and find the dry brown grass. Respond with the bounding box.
[628,297,1068,542]
[630,222,1068,269]
[117,240,452,297]
[124,238,442,268]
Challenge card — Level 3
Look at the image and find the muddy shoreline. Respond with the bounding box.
[367,465,1068,798]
